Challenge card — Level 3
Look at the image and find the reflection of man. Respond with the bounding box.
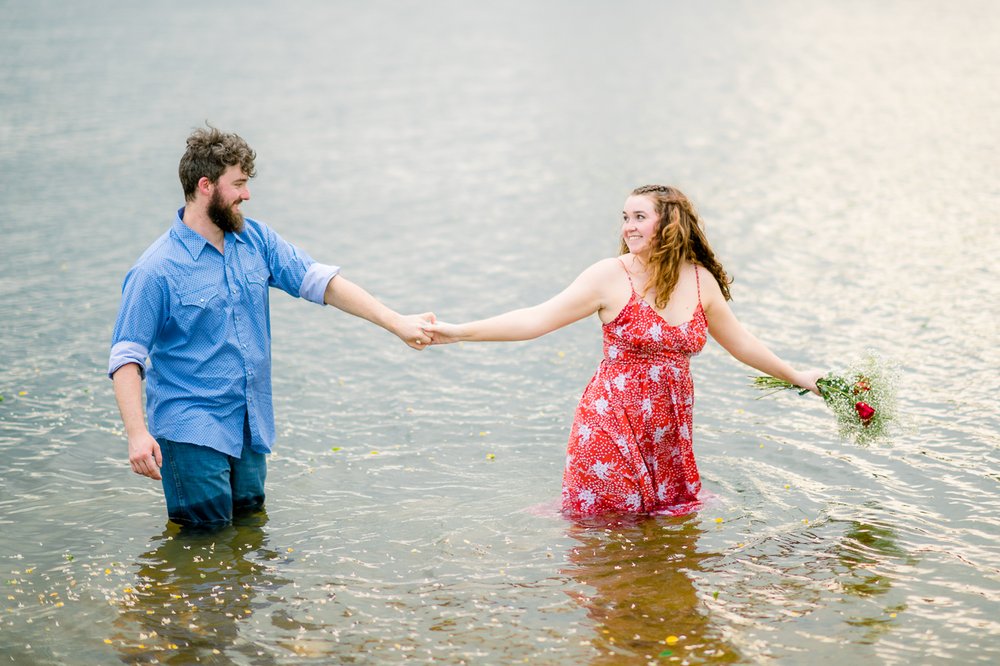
[109,126,434,527]
[111,517,289,661]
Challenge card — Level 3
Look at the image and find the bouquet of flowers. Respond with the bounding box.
[753,353,899,446]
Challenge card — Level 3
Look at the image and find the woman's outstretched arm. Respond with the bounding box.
[702,274,824,394]
[426,258,620,343]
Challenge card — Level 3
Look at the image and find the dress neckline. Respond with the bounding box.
[603,289,705,330]
[607,258,705,330]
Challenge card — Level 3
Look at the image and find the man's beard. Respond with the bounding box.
[207,189,245,234]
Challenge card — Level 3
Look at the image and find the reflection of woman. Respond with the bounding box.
[563,516,739,663]
[428,185,823,516]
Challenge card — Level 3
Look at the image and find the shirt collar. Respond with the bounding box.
[172,207,246,260]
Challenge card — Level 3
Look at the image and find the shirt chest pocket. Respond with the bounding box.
[244,268,271,301]
[245,268,270,287]
[173,284,223,331]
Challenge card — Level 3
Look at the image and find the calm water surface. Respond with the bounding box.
[1,1,998,664]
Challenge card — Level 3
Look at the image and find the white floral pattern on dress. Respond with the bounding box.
[591,461,612,480]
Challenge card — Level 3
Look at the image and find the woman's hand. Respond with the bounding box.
[423,321,465,345]
[793,369,827,396]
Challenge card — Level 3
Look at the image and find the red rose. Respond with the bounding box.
[855,401,876,425]
[853,378,871,394]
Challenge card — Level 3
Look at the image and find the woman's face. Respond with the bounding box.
[621,195,660,257]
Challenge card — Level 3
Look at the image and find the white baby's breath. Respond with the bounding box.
[753,351,900,446]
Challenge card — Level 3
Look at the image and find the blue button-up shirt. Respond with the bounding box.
[109,209,339,456]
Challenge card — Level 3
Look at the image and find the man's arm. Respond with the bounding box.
[323,275,435,350]
[109,265,168,479]
[112,363,162,480]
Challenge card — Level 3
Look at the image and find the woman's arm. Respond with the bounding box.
[427,259,619,343]
[702,276,824,394]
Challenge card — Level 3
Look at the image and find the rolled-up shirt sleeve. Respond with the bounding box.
[262,224,340,304]
[299,262,341,304]
[108,267,166,379]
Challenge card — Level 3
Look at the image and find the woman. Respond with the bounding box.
[426,185,824,516]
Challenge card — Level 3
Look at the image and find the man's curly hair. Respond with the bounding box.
[178,125,257,202]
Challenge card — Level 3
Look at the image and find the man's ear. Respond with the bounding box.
[196,176,214,197]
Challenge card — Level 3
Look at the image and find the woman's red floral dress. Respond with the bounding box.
[561,263,707,517]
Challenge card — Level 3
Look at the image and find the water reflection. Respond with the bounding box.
[700,513,919,659]
[563,515,741,664]
[837,520,913,599]
[837,519,914,645]
[110,513,290,665]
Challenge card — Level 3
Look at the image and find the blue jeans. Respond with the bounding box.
[156,413,267,527]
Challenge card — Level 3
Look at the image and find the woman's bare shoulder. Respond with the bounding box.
[596,255,628,271]
[581,256,632,322]
[693,262,727,310]
[574,256,627,280]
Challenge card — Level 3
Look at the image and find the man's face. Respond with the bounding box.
[207,165,250,233]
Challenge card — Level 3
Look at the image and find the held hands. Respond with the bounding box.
[129,431,163,480]
[395,312,437,350]
[421,321,464,345]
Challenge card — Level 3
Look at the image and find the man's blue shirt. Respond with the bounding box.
[109,209,339,456]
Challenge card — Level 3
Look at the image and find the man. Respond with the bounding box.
[109,126,433,528]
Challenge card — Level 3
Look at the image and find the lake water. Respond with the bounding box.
[1,1,998,664]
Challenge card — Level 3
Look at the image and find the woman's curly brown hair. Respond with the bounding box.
[619,185,733,307]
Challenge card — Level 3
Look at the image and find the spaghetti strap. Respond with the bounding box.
[695,265,702,305]
[617,257,638,294]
